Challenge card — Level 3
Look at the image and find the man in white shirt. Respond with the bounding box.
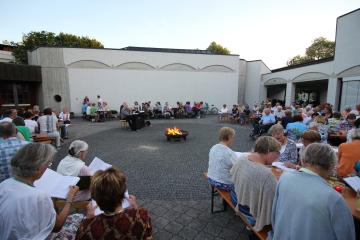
[97,95,103,104]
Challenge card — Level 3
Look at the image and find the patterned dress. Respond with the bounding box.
[75,208,152,240]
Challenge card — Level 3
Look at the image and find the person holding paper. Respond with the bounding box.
[0,143,96,239]
[57,140,92,201]
[75,166,152,239]
[269,124,297,164]
[230,136,281,231]
[268,143,355,240]
[207,127,235,191]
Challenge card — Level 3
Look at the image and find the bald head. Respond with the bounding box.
[0,122,17,139]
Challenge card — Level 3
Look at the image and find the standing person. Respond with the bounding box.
[97,95,103,104]
[37,108,61,149]
[217,104,228,123]
[82,102,88,118]
[75,166,152,239]
[207,127,235,191]
[230,136,281,230]
[83,96,89,104]
[0,122,28,183]
[268,143,355,240]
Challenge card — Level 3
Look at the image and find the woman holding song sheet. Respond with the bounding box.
[75,166,152,239]
[57,140,92,201]
[0,143,96,240]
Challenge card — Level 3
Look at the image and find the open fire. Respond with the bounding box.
[166,126,182,135]
[165,127,188,141]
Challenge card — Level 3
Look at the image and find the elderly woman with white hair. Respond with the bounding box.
[0,143,96,239]
[57,140,92,201]
[269,143,355,239]
[269,124,297,164]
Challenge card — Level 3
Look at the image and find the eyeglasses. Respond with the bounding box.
[272,151,280,155]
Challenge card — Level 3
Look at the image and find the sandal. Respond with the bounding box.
[64,136,69,139]
[60,138,65,143]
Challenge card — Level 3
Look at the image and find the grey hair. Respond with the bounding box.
[0,122,17,138]
[68,140,88,158]
[11,143,55,177]
[308,122,319,129]
[351,129,360,140]
[303,143,337,170]
[344,105,351,110]
[269,124,285,134]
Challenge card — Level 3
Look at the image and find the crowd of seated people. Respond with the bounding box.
[0,142,152,239]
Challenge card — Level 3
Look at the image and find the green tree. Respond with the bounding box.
[206,41,230,54]
[286,37,335,66]
[11,31,104,64]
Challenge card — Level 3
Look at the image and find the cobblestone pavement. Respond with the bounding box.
[52,115,258,239]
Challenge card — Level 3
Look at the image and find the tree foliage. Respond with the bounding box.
[11,31,104,64]
[286,37,335,66]
[206,41,230,54]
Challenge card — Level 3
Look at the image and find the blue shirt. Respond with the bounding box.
[0,137,29,183]
[268,169,355,240]
[82,104,88,113]
[286,122,307,141]
[261,113,275,124]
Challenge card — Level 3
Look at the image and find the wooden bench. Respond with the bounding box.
[32,134,56,144]
[52,198,90,214]
[203,172,271,240]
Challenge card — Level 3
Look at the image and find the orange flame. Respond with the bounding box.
[166,126,182,135]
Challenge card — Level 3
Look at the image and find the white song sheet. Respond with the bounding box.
[34,168,80,198]
[272,162,297,172]
[88,157,112,173]
[92,190,130,215]
[343,176,360,191]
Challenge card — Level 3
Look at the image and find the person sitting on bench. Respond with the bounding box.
[230,136,280,231]
[207,127,235,191]
[252,108,275,139]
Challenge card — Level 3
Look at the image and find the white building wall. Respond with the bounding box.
[333,9,360,76]
[29,47,240,115]
[244,61,270,106]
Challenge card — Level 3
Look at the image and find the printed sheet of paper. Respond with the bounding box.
[272,162,297,172]
[92,190,130,215]
[34,168,80,198]
[88,157,112,173]
[343,176,360,191]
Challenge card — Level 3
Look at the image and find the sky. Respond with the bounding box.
[1,0,359,69]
